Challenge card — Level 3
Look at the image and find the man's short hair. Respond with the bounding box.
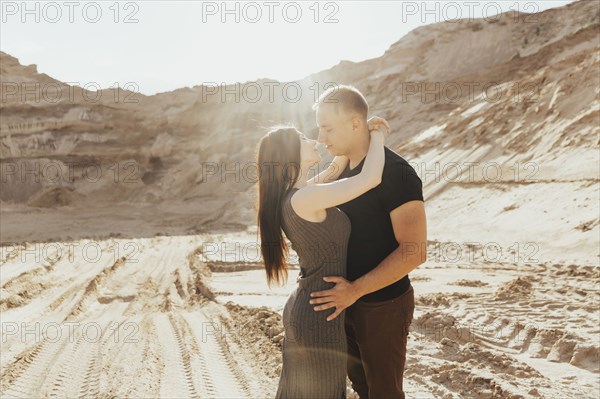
[312,84,369,119]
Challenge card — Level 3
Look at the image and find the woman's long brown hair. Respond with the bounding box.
[256,126,301,287]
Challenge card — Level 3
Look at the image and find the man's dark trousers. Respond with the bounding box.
[345,284,415,398]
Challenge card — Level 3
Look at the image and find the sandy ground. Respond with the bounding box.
[1,232,597,398]
[0,236,279,398]
[208,230,600,399]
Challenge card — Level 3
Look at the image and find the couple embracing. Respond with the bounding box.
[256,85,427,398]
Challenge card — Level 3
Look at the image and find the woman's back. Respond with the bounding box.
[281,187,351,290]
[275,187,351,398]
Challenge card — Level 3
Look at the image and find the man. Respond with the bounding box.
[309,85,427,398]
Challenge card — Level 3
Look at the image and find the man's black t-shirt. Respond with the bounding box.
[336,146,424,303]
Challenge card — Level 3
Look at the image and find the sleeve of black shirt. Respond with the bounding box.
[377,160,424,214]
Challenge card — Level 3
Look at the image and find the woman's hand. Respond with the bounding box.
[367,116,391,136]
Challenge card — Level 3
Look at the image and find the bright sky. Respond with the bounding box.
[1,0,575,95]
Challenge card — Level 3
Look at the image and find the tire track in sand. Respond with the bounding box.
[0,321,77,399]
[182,309,252,398]
[47,310,113,398]
[156,312,203,399]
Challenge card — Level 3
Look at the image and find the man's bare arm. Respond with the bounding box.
[352,200,427,297]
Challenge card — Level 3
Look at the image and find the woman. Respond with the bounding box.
[256,117,389,398]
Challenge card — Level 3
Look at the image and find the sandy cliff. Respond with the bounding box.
[1,0,598,265]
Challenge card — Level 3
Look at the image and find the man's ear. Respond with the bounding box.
[351,115,362,132]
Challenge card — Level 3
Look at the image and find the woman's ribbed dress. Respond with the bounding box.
[275,187,351,399]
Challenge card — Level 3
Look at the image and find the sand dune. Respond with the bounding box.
[2,1,599,248]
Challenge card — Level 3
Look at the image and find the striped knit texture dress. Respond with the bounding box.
[275,187,351,399]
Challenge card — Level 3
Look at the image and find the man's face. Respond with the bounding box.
[315,103,356,156]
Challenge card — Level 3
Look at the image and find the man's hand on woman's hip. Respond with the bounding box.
[309,276,361,321]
